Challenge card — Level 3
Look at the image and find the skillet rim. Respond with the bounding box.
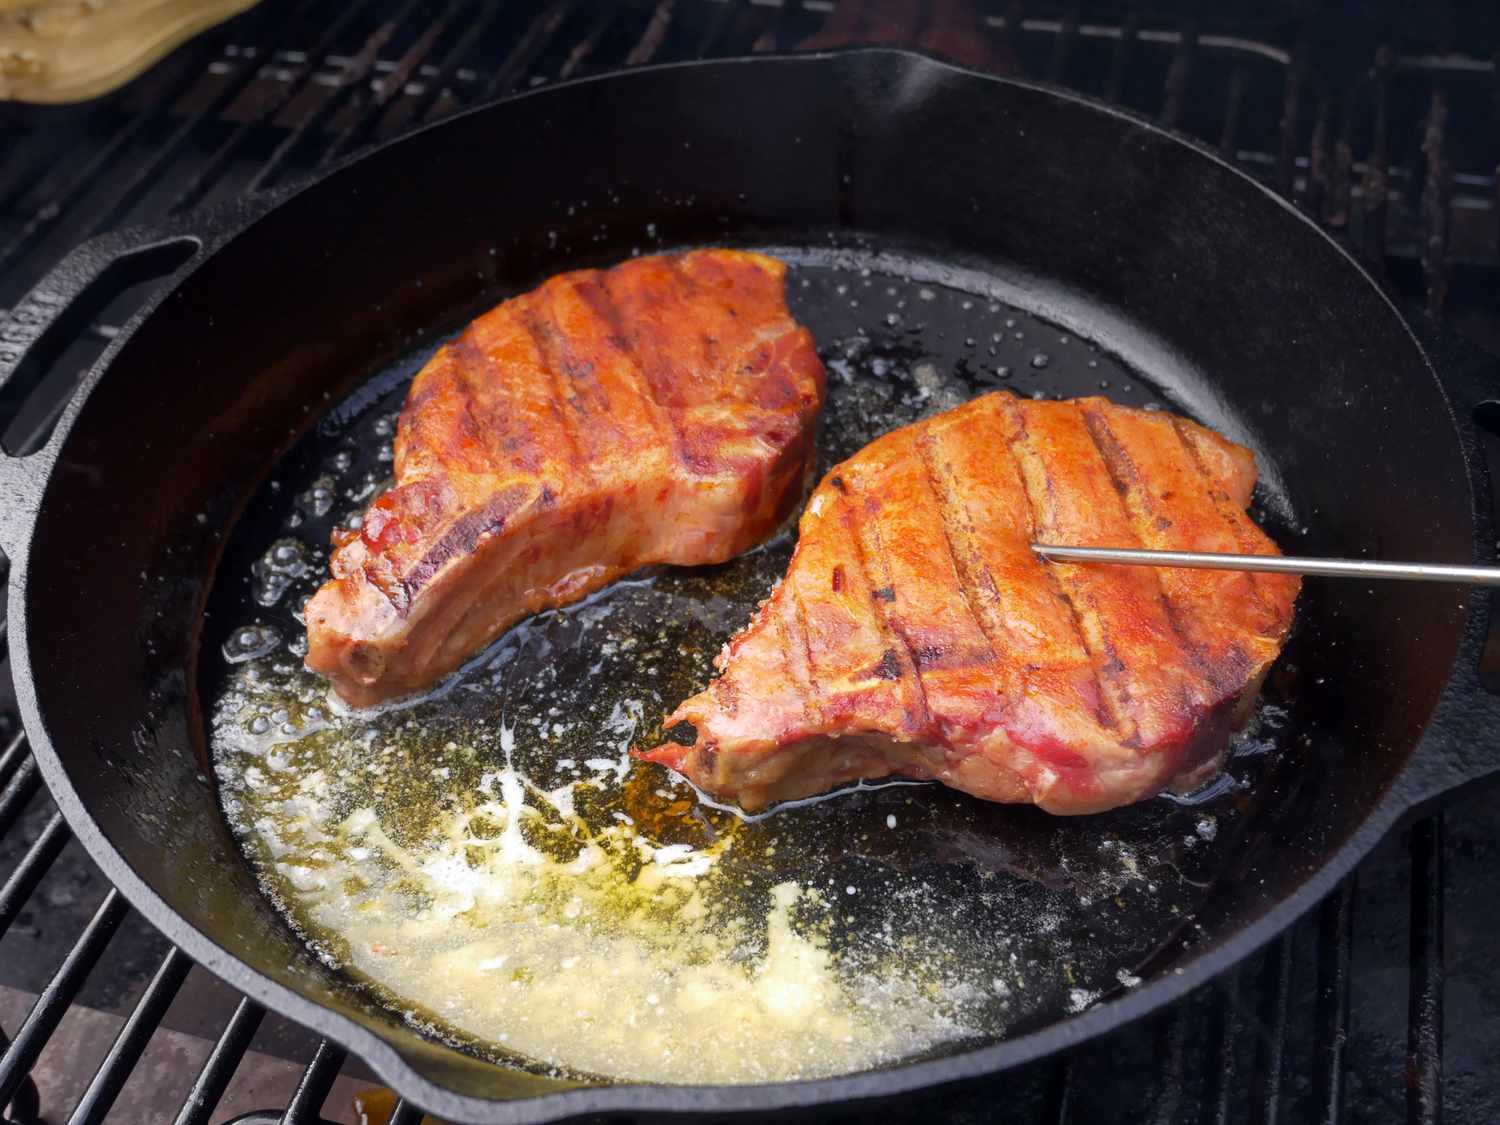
[5,46,1483,1121]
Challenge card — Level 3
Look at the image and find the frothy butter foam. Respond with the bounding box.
[225,718,977,1084]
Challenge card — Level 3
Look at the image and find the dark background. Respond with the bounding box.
[1,2,1498,1122]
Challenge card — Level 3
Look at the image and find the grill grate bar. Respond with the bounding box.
[246,0,427,196]
[402,1,515,127]
[694,0,738,58]
[0,889,129,1107]
[1220,65,1250,158]
[626,0,677,66]
[1160,14,1198,128]
[555,4,617,82]
[1249,935,1292,1125]
[279,1038,348,1124]
[1044,1054,1074,1124]
[480,0,577,100]
[1362,47,1395,267]
[0,1031,41,1125]
[1315,881,1355,1125]
[1148,999,1192,1125]
[0,91,129,213]
[1275,40,1308,195]
[173,996,267,1125]
[78,0,316,241]
[1406,816,1445,1125]
[0,755,41,837]
[319,0,466,166]
[1421,89,1453,319]
[0,730,28,787]
[1328,84,1359,228]
[1306,96,1333,222]
[1103,7,1140,104]
[1046,4,1081,83]
[0,46,213,285]
[67,947,193,1125]
[0,810,68,941]
[169,0,379,213]
[1210,970,1241,1125]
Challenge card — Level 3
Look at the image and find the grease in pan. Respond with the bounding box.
[211,256,1302,1084]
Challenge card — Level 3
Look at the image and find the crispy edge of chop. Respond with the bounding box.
[304,250,826,708]
[636,391,1299,815]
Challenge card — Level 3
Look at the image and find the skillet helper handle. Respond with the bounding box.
[0,226,203,560]
[1398,314,1500,815]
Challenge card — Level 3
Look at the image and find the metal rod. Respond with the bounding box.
[1407,815,1445,1125]
[80,0,311,240]
[0,889,130,1107]
[246,0,425,196]
[1315,881,1355,1125]
[0,729,28,789]
[1030,544,1500,585]
[0,756,42,838]
[173,997,266,1125]
[1250,934,1293,1124]
[169,0,379,213]
[280,1039,347,1124]
[69,947,193,1125]
[480,0,577,100]
[0,811,69,941]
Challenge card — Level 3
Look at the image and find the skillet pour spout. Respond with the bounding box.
[3,49,1500,1122]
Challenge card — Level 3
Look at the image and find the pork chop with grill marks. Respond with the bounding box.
[305,250,826,707]
[637,392,1299,815]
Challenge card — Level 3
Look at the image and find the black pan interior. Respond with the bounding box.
[13,51,1472,1106]
[201,242,1312,1083]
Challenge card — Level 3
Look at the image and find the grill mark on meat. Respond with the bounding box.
[668,255,721,383]
[911,430,1005,672]
[1079,405,1221,688]
[837,479,935,737]
[1083,405,1276,696]
[994,397,1128,737]
[308,251,825,709]
[786,577,825,726]
[1168,416,1279,620]
[773,596,820,725]
[394,485,534,611]
[669,257,803,476]
[449,338,544,473]
[578,271,688,481]
[873,649,903,680]
[517,303,595,483]
[535,279,624,442]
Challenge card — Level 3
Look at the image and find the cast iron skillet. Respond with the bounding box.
[2,49,1499,1122]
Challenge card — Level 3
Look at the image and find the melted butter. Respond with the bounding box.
[221,701,979,1082]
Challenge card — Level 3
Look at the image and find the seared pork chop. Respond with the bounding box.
[637,392,1298,814]
[306,250,825,707]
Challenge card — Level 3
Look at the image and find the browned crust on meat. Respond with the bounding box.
[305,250,826,706]
[637,392,1298,815]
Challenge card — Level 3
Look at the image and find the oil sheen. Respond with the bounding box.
[208,254,1302,1085]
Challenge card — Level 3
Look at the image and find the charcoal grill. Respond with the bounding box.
[1,2,1498,1122]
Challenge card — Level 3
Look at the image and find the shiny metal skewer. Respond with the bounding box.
[1030,544,1500,586]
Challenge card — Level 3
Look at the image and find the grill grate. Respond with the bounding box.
[1,2,1497,1122]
